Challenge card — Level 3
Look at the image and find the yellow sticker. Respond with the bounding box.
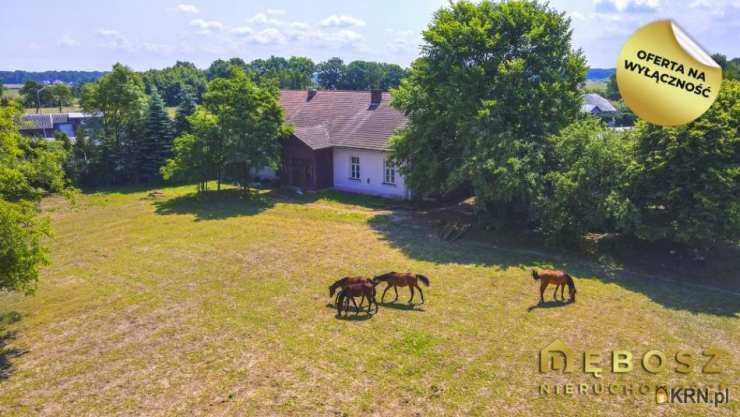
[616,20,722,127]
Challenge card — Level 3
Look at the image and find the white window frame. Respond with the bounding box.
[350,156,361,180]
[383,158,396,185]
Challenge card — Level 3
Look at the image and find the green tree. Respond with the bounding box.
[80,63,147,184]
[0,102,68,293]
[536,118,636,243]
[316,57,346,90]
[605,73,620,100]
[142,61,207,106]
[286,56,315,89]
[391,0,586,222]
[161,109,222,191]
[174,90,197,137]
[19,80,53,112]
[627,80,740,245]
[163,67,290,191]
[49,84,73,112]
[140,89,173,181]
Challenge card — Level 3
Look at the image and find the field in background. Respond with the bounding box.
[1,87,20,98]
[0,184,737,416]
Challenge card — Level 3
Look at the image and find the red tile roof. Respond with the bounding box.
[279,90,407,151]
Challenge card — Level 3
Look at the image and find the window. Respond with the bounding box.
[350,156,360,180]
[384,159,396,185]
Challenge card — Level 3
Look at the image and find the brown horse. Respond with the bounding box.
[532,270,576,303]
[329,276,373,310]
[336,282,378,316]
[372,272,430,304]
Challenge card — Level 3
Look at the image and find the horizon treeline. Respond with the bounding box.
[2,56,410,107]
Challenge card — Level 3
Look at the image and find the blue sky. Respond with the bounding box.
[1,0,738,71]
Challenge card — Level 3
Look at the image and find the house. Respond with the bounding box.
[581,93,617,114]
[277,89,411,199]
[19,112,99,139]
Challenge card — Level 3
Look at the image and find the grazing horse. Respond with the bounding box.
[372,272,430,304]
[532,270,576,303]
[329,276,373,310]
[336,282,378,316]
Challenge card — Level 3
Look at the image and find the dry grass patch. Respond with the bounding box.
[0,183,737,416]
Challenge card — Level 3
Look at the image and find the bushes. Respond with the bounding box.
[538,80,739,247]
[627,80,739,245]
[0,102,67,293]
[0,200,49,294]
[536,118,635,244]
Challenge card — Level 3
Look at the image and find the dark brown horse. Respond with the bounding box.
[336,282,378,316]
[329,276,373,310]
[532,270,576,303]
[372,272,430,304]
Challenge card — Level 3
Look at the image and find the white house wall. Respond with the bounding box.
[332,147,409,199]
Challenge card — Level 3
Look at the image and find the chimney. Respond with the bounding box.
[370,90,382,107]
[307,88,317,101]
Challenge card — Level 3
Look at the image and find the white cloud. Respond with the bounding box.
[97,28,133,51]
[386,29,419,54]
[96,28,175,54]
[57,34,79,47]
[319,15,366,28]
[231,25,254,36]
[251,28,287,45]
[248,12,281,26]
[594,0,661,13]
[189,18,223,34]
[169,4,199,14]
[227,11,366,49]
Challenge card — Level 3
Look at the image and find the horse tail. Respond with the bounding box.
[417,274,430,287]
[532,270,539,280]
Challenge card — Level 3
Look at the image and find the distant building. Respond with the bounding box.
[278,89,411,199]
[581,93,617,114]
[19,112,100,139]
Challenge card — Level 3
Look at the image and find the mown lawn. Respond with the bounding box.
[0,183,737,416]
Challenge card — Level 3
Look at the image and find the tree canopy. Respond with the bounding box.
[0,101,69,293]
[391,0,586,220]
[163,67,291,190]
[79,63,148,184]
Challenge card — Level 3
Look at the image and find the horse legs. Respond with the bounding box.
[392,285,399,302]
[350,296,360,313]
[560,283,565,300]
[409,285,415,304]
[415,284,425,304]
[381,284,392,303]
[539,281,548,303]
[552,284,560,300]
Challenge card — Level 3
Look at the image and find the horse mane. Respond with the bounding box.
[372,272,395,283]
[532,270,539,280]
[329,277,349,297]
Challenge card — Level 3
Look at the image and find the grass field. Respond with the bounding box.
[0,184,737,416]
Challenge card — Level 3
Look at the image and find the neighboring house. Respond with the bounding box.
[581,93,617,114]
[278,89,411,199]
[19,112,99,139]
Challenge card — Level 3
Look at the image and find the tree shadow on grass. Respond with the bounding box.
[153,189,276,221]
[0,312,25,381]
[368,214,740,318]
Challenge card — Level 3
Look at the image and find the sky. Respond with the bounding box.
[1,0,738,71]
